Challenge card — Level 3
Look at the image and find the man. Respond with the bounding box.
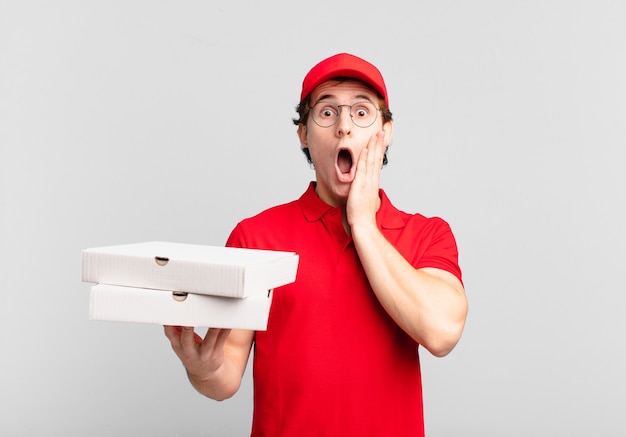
[165,53,468,436]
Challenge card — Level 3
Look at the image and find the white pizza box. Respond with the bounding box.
[89,284,273,330]
[82,241,299,298]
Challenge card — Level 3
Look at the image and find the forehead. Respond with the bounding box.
[310,79,378,103]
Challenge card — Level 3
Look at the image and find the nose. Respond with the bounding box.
[336,105,352,136]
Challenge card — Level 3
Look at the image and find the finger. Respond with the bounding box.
[214,329,232,350]
[163,325,179,340]
[370,131,386,168]
[361,132,384,183]
[196,328,231,360]
[179,326,199,349]
[201,327,231,347]
[164,325,183,346]
[198,328,223,352]
[355,147,368,175]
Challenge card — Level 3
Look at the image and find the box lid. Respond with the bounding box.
[82,241,299,298]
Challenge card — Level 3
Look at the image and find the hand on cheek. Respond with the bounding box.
[347,131,386,229]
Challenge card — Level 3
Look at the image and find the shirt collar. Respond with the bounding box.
[298,182,334,222]
[298,181,407,230]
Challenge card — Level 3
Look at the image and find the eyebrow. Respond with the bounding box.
[313,93,374,105]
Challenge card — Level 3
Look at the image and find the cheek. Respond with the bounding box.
[303,130,327,153]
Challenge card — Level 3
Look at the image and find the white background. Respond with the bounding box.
[1,1,625,435]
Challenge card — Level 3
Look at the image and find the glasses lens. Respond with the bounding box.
[350,102,377,128]
[311,103,338,127]
[310,102,379,128]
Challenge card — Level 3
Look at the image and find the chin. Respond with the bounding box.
[332,185,351,203]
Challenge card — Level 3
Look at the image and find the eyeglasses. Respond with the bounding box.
[308,101,381,128]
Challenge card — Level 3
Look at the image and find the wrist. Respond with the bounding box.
[350,219,379,238]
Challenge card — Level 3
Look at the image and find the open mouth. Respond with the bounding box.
[337,149,353,174]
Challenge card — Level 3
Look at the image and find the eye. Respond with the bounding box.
[352,104,370,119]
[318,106,337,119]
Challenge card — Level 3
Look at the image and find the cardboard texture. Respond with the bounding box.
[90,284,273,330]
[82,241,299,298]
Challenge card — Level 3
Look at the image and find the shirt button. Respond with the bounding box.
[330,210,337,216]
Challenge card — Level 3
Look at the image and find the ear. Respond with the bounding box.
[297,124,308,147]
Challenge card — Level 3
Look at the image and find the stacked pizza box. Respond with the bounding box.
[81,241,299,330]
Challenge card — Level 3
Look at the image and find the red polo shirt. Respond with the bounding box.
[226,182,462,437]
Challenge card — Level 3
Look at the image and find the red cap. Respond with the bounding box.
[300,53,389,107]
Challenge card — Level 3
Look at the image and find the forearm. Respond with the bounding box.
[351,222,468,356]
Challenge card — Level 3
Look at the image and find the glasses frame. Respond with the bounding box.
[307,101,381,128]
